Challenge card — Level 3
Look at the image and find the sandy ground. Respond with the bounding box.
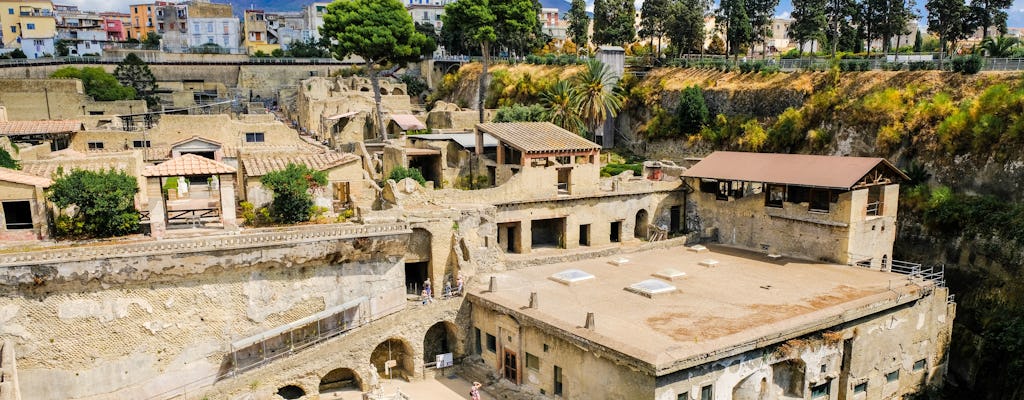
[322,376,496,400]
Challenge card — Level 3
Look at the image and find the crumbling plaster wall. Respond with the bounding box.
[0,232,408,400]
[653,287,954,400]
[0,79,145,121]
[0,339,21,400]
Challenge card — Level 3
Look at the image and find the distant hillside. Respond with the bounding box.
[222,0,308,15]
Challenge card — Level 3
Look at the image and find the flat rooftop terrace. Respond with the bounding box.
[468,245,931,376]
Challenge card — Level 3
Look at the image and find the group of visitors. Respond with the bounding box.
[421,274,464,305]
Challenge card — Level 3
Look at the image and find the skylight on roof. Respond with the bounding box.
[549,269,595,285]
[653,269,687,281]
[625,279,677,298]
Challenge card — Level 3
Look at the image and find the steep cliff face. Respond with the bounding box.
[435,63,1024,398]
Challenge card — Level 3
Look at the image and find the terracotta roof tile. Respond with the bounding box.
[143,154,237,177]
[241,152,360,177]
[682,151,910,189]
[0,167,52,187]
[476,122,600,153]
[0,120,83,135]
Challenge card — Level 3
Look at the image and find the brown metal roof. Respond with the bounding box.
[390,114,426,131]
[476,122,601,154]
[0,167,52,187]
[0,120,83,136]
[143,154,236,177]
[682,151,909,189]
[240,152,360,177]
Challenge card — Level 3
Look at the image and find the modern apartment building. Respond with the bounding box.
[0,0,57,58]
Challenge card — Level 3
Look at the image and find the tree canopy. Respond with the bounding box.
[114,53,157,108]
[321,0,430,139]
[593,0,636,46]
[567,0,590,47]
[665,0,707,55]
[443,0,498,122]
[261,163,328,224]
[52,67,136,102]
[46,169,140,239]
[0,147,19,170]
[491,0,546,56]
[572,60,624,136]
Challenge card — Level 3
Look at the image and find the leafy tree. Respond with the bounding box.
[399,74,429,98]
[719,0,753,59]
[676,86,709,134]
[913,30,923,51]
[639,0,670,57]
[876,0,916,53]
[10,49,27,59]
[271,48,285,57]
[540,81,585,134]
[665,0,707,55]
[593,0,636,45]
[571,60,624,137]
[980,36,1016,57]
[260,163,328,224]
[492,0,546,56]
[114,53,157,108]
[388,166,426,185]
[52,67,136,101]
[824,0,857,57]
[415,22,440,57]
[46,169,140,239]
[142,32,161,49]
[567,0,590,47]
[707,35,727,54]
[927,0,973,67]
[970,0,1012,39]
[494,104,547,122]
[748,0,780,58]
[55,39,70,57]
[0,147,19,170]
[286,38,331,58]
[789,0,827,55]
[442,0,496,123]
[321,0,430,139]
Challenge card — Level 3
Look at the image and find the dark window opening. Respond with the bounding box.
[553,365,563,395]
[486,333,496,352]
[677,392,689,400]
[886,370,899,383]
[809,189,831,212]
[88,110,103,115]
[699,179,718,194]
[531,218,565,249]
[787,186,809,204]
[853,382,867,393]
[810,380,830,398]
[245,132,265,143]
[766,184,785,207]
[610,221,621,243]
[525,352,539,371]
[700,384,712,400]
[670,205,681,233]
[87,141,104,149]
[276,385,305,399]
[557,167,571,195]
[867,185,884,216]
[132,140,151,148]
[183,151,215,160]
[716,181,731,200]
[913,359,926,371]
[579,224,590,246]
[474,327,482,354]
[3,201,33,230]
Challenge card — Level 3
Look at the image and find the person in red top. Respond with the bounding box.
[469,381,482,400]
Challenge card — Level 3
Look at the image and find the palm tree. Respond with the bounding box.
[571,60,624,138]
[980,36,1018,57]
[541,81,585,134]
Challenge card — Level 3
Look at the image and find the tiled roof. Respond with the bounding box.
[143,154,237,177]
[241,152,360,177]
[476,122,601,154]
[0,167,52,187]
[682,151,910,190]
[22,159,133,180]
[0,120,83,136]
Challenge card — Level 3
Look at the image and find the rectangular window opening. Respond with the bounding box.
[245,132,265,143]
[87,141,104,149]
[2,201,33,230]
[553,365,563,396]
[700,385,712,400]
[132,140,151,148]
[854,382,867,393]
[486,333,496,353]
[473,327,482,355]
[677,392,689,400]
[810,380,830,398]
[525,352,539,371]
[885,370,900,383]
[913,359,926,371]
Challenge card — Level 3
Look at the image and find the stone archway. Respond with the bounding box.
[370,337,415,381]
[423,321,460,363]
[733,373,770,400]
[319,367,363,394]
[276,384,305,399]
[634,209,649,240]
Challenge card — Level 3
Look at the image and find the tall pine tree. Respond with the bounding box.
[593,0,635,45]
[926,0,973,67]
[824,0,857,57]
[492,0,545,56]
[719,0,753,60]
[639,0,670,57]
[665,0,706,55]
[567,0,590,48]
[748,0,780,58]
[789,0,827,55]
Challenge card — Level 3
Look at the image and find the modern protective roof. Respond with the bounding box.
[408,133,499,149]
[231,296,366,351]
[0,166,52,187]
[682,151,909,190]
[143,154,236,177]
[0,120,83,136]
[476,122,600,154]
[390,114,426,131]
[240,152,359,177]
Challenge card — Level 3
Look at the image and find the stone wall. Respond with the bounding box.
[0,79,145,121]
[0,223,410,400]
[0,339,20,400]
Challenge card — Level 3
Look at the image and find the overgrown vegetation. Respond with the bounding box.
[493,104,547,122]
[600,163,642,177]
[260,164,328,224]
[0,147,19,170]
[46,169,140,239]
[388,166,426,185]
[51,67,136,101]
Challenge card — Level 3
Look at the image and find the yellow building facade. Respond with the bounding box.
[242,9,279,55]
[0,0,57,58]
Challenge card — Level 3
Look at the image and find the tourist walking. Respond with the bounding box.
[469,381,482,400]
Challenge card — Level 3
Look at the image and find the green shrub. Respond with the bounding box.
[951,55,983,74]
[0,147,19,170]
[399,74,429,98]
[388,166,426,185]
[493,104,547,122]
[260,163,328,224]
[675,85,709,135]
[600,163,642,177]
[768,107,807,151]
[47,169,140,239]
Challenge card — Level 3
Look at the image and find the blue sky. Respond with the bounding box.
[59,0,1024,28]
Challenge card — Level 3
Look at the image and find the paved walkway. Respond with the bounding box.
[322,376,496,400]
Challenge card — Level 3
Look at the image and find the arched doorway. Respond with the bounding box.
[634,209,649,240]
[319,367,362,394]
[370,338,415,381]
[732,373,770,400]
[406,228,432,295]
[423,321,460,363]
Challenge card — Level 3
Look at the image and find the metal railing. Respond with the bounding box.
[865,201,883,216]
[166,208,220,224]
[889,259,946,287]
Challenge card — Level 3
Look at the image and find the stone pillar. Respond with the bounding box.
[219,174,238,231]
[520,219,532,254]
[32,187,49,240]
[146,176,167,239]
